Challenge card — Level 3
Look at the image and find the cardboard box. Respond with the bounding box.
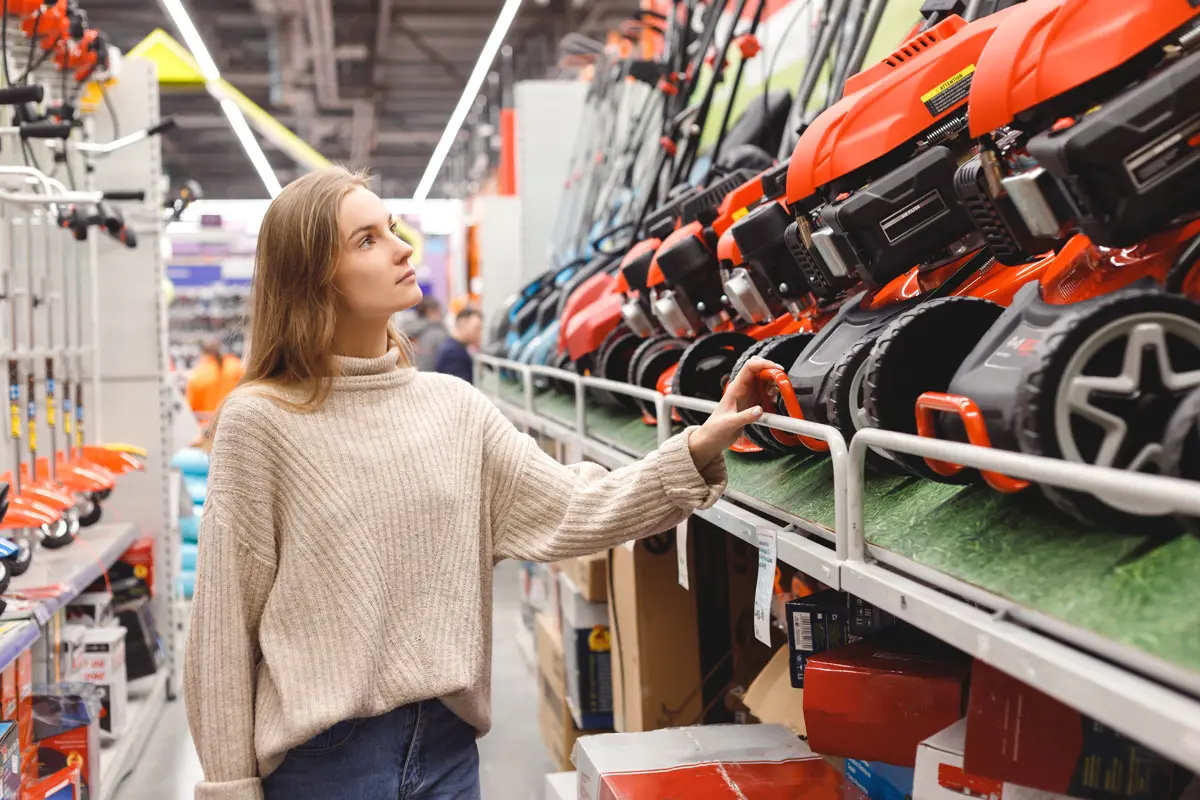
[803,631,970,766]
[539,668,584,773]
[1,665,15,726]
[58,628,85,686]
[545,771,576,800]
[20,746,35,787]
[964,661,1191,800]
[725,536,775,689]
[573,724,865,800]
[75,628,127,737]
[21,766,79,800]
[0,722,18,800]
[845,759,914,800]
[63,595,111,631]
[744,646,806,736]
[608,538,702,733]
[536,613,566,702]
[562,554,607,604]
[559,572,612,731]
[15,651,33,752]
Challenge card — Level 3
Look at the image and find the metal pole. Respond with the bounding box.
[836,0,888,101]
[2,205,19,496]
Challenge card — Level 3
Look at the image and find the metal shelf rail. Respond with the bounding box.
[476,353,1200,772]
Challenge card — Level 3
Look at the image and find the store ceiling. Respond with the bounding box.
[84,0,632,199]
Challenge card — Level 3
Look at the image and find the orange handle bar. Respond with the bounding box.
[914,392,1029,494]
[755,367,829,453]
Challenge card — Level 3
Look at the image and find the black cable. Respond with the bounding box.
[761,0,814,128]
[2,0,12,87]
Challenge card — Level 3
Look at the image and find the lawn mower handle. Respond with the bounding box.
[755,367,829,452]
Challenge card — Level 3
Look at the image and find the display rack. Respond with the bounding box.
[476,354,1200,773]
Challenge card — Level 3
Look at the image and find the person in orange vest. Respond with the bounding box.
[186,340,224,414]
[218,348,245,401]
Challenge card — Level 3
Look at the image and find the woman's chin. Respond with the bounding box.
[397,284,424,309]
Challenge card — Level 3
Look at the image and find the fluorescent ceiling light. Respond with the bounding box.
[220,99,283,198]
[159,0,221,82]
[159,0,282,197]
[412,0,523,201]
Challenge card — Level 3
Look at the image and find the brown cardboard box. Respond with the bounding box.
[538,669,583,773]
[608,537,703,733]
[744,645,806,737]
[726,535,775,688]
[535,613,565,702]
[561,554,607,604]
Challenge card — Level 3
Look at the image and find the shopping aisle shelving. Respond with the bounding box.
[100,672,170,800]
[477,356,1200,773]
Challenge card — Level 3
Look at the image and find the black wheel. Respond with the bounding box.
[671,333,756,427]
[1162,387,1200,535]
[864,296,1006,482]
[822,335,909,474]
[628,336,686,419]
[549,351,578,395]
[596,330,644,413]
[0,558,10,594]
[6,537,31,577]
[591,326,633,408]
[78,498,102,528]
[39,518,75,549]
[1016,289,1200,534]
[731,333,814,455]
[93,487,112,502]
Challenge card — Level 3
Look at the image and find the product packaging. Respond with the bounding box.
[0,721,19,799]
[803,629,970,766]
[784,589,894,689]
[845,759,915,800]
[562,553,607,604]
[544,771,576,800]
[33,685,101,800]
[15,650,33,752]
[19,766,79,800]
[115,607,158,682]
[559,571,612,731]
[573,724,865,800]
[73,627,127,737]
[63,595,112,631]
[743,646,806,736]
[1,663,15,726]
[607,538,702,733]
[536,612,588,771]
[964,661,1192,800]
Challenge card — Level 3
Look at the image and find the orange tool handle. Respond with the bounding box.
[756,367,829,453]
[914,392,1029,494]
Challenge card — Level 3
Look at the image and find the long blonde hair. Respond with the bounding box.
[236,166,409,414]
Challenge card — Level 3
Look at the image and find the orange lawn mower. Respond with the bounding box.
[744,8,1043,471]
[861,0,1200,535]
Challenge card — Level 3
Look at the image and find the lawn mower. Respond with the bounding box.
[864,0,1200,535]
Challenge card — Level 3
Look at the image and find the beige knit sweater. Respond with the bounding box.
[183,348,727,800]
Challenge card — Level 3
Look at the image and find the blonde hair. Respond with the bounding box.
[233,166,410,415]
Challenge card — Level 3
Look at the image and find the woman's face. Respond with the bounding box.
[333,186,421,321]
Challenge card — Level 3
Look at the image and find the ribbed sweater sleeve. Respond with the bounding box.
[480,399,727,562]
[185,397,279,800]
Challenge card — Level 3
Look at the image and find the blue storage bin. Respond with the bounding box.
[172,447,210,477]
[180,516,200,544]
[181,543,198,572]
[184,476,207,504]
[177,571,196,600]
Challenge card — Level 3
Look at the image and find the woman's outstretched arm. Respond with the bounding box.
[482,357,776,562]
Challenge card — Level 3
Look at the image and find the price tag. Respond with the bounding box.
[753,525,777,646]
[676,522,689,590]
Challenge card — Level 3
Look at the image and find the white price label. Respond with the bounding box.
[676,522,690,590]
[753,525,777,646]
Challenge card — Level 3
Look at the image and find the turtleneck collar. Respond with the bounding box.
[332,347,416,390]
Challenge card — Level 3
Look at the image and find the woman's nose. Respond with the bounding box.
[393,236,414,261]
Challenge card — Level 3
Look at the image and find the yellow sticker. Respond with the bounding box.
[732,207,750,222]
[920,64,975,116]
[588,626,611,653]
[134,565,149,580]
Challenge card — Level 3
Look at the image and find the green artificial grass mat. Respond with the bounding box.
[485,377,1200,676]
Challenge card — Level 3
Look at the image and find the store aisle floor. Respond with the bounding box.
[114,560,552,800]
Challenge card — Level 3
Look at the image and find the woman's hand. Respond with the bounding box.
[688,356,782,468]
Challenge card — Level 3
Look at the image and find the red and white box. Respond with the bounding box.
[572,724,864,800]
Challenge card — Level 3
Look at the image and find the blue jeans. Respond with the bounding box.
[263,700,481,800]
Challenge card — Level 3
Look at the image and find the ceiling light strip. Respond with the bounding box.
[412,0,524,201]
[159,0,282,197]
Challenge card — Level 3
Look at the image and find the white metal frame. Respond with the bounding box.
[476,352,1200,771]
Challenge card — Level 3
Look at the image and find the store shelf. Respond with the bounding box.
[3,523,139,624]
[477,357,1200,772]
[98,671,169,800]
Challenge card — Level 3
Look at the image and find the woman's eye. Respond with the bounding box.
[359,236,374,249]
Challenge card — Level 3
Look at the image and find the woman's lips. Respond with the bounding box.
[397,268,416,284]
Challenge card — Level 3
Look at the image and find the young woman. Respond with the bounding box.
[184,166,776,800]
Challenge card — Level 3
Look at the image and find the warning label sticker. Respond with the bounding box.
[921,64,975,117]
